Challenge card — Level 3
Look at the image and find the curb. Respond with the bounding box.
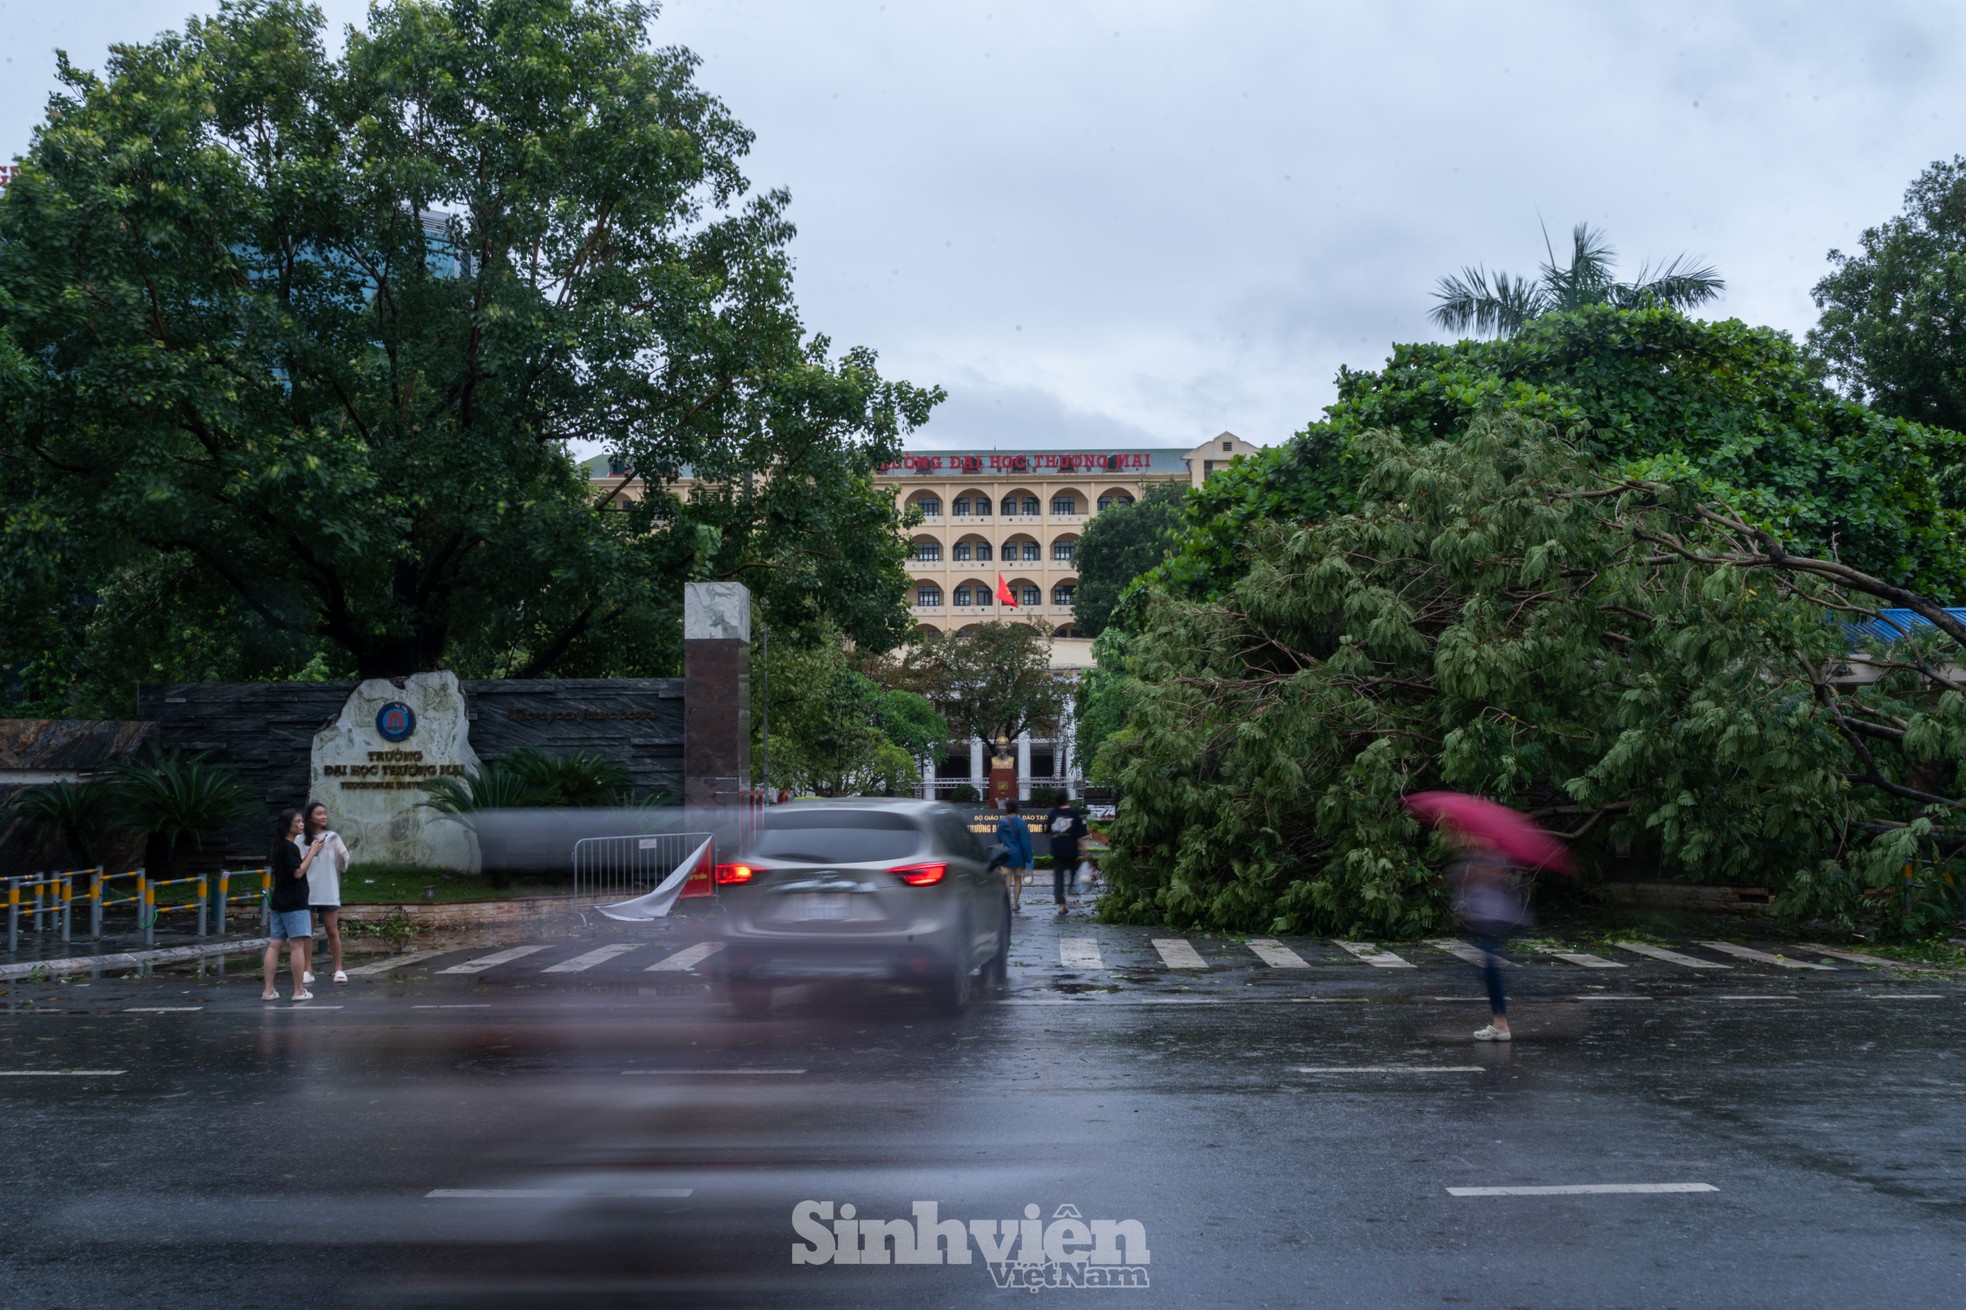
[0,938,271,982]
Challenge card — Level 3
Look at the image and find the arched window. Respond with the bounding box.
[1096,489,1135,512]
[1020,540,1040,562]
[1052,538,1076,562]
[974,540,993,562]
[911,494,942,517]
[953,541,972,562]
[1019,584,1041,607]
[952,497,972,516]
[972,496,993,516]
[1052,584,1074,607]
[916,585,942,607]
[1051,493,1078,515]
[913,539,941,562]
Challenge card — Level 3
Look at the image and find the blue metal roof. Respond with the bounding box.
[1847,608,1966,641]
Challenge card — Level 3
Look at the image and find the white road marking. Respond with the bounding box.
[543,943,643,974]
[1334,941,1416,969]
[438,945,551,975]
[1697,941,1834,971]
[413,1003,492,1009]
[344,949,456,976]
[1614,942,1730,970]
[124,1006,203,1013]
[1535,946,1626,969]
[427,1188,693,1200]
[1866,993,1943,1000]
[1573,995,1649,1002]
[1296,1066,1485,1074]
[1448,1183,1717,1197]
[645,942,723,972]
[1059,938,1105,969]
[621,1069,807,1076]
[1246,939,1309,968]
[0,1070,125,1077]
[1427,939,1512,967]
[1152,939,1208,969]
[1798,944,1930,970]
[1714,994,1798,1001]
[276,1005,343,1010]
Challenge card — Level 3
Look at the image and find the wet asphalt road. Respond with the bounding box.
[2,911,1965,1309]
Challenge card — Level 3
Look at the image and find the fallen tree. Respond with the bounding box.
[1095,414,1966,939]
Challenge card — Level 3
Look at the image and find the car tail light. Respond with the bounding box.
[715,862,758,885]
[891,862,947,887]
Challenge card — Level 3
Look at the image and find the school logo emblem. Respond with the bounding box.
[375,702,417,742]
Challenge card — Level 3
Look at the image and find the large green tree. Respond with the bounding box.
[1097,415,1966,939]
[1070,481,1187,639]
[0,0,937,709]
[888,623,1064,746]
[1146,307,1966,608]
[757,631,943,797]
[1809,156,1966,443]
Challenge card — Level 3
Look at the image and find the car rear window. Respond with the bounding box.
[751,811,925,864]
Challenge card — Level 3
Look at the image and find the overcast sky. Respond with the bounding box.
[5,1,1964,452]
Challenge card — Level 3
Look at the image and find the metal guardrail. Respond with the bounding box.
[6,866,271,954]
[571,832,715,912]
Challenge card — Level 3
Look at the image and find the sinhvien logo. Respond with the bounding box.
[792,1200,1150,1290]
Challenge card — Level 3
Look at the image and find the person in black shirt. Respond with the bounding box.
[263,809,328,1002]
[1046,799,1088,915]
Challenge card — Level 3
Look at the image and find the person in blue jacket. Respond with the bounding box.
[997,800,1034,913]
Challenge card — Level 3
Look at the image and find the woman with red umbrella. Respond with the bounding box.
[1403,792,1574,1043]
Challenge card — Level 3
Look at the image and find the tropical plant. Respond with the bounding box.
[1430,223,1724,338]
[1096,414,1966,940]
[6,777,116,868]
[105,751,257,880]
[419,763,554,816]
[500,748,634,807]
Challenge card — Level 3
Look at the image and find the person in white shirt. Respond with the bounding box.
[299,800,353,983]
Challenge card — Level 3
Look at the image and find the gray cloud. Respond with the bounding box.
[8,0,1966,451]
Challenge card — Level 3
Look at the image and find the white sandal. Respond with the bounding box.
[1473,1025,1512,1042]
[291,989,313,1002]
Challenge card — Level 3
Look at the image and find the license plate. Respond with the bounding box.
[799,893,850,922]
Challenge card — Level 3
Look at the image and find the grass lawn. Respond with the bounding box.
[341,863,566,904]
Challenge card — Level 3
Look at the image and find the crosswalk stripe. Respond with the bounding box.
[1613,942,1729,970]
[1246,939,1308,968]
[1536,946,1626,969]
[438,945,550,975]
[1334,941,1415,969]
[542,943,643,974]
[1059,938,1105,969]
[1426,938,1514,967]
[646,942,723,972]
[1697,941,1835,971]
[1798,944,1929,970]
[1152,938,1208,969]
[344,948,456,976]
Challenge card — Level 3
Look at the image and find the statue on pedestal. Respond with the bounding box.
[987,735,1018,807]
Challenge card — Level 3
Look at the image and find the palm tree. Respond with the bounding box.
[1430,222,1725,338]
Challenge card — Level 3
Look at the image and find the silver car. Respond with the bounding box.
[712,799,1012,1016]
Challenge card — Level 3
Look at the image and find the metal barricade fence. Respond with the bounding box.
[6,865,273,953]
[572,832,716,912]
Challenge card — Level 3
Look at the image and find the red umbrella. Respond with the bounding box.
[1402,791,1576,874]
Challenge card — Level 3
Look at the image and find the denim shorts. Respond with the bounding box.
[268,909,314,940]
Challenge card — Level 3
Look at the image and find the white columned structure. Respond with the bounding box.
[1016,731,1032,802]
[970,737,985,795]
[921,756,935,799]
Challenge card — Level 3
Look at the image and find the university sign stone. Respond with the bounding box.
[310,672,482,870]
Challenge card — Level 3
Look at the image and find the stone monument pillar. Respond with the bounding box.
[683,582,752,807]
[309,671,483,871]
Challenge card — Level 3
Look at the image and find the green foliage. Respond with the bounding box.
[499,748,633,807]
[759,632,944,797]
[1098,414,1966,939]
[1072,482,1188,638]
[0,0,936,712]
[891,623,1065,744]
[946,783,979,803]
[1808,156,1966,441]
[1149,307,1966,605]
[6,778,116,867]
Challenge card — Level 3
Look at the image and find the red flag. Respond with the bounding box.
[996,574,1017,608]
